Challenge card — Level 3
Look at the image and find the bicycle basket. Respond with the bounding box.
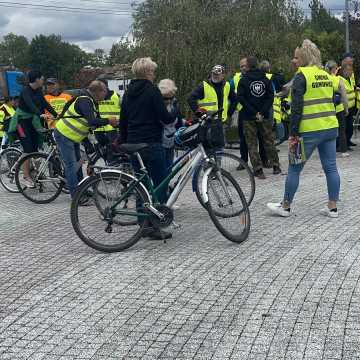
[175,124,200,148]
[199,118,225,149]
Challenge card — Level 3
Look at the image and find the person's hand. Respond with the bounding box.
[108,117,119,127]
[255,112,264,122]
[195,108,207,118]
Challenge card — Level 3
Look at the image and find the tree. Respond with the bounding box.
[0,33,29,68]
[108,40,138,65]
[28,34,89,86]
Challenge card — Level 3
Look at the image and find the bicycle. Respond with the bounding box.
[0,141,23,193]
[70,110,251,253]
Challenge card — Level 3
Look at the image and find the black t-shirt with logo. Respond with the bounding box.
[237,69,274,121]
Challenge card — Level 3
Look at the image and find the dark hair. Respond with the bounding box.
[28,70,43,83]
[247,56,258,70]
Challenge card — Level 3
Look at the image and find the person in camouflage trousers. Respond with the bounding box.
[237,56,281,179]
[243,119,280,177]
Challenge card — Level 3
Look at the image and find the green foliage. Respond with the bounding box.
[0,33,29,69]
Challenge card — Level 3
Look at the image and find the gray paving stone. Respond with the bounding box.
[2,144,360,359]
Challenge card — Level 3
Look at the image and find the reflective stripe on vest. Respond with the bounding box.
[56,96,95,143]
[198,81,230,122]
[298,66,338,133]
[233,72,242,111]
[95,91,120,132]
[273,97,282,124]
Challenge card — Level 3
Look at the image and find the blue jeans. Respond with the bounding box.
[54,130,83,198]
[284,128,340,204]
[164,147,175,173]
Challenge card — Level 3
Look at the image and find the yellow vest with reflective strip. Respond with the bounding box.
[0,103,15,136]
[198,81,230,122]
[0,110,4,137]
[341,75,356,109]
[95,91,120,132]
[56,96,97,143]
[298,66,337,133]
[233,73,242,111]
[266,73,273,80]
[357,90,360,110]
[330,75,344,114]
[273,96,282,124]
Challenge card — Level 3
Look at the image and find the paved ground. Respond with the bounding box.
[1,142,360,360]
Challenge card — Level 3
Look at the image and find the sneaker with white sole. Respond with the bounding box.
[267,202,291,217]
[341,152,350,158]
[22,177,35,188]
[320,208,338,218]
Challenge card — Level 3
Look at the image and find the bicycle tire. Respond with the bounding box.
[204,168,251,243]
[71,171,150,253]
[15,152,64,204]
[195,151,255,208]
[0,147,22,193]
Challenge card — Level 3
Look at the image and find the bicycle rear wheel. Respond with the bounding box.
[0,147,22,193]
[196,151,255,207]
[71,171,150,253]
[204,168,250,243]
[15,152,64,204]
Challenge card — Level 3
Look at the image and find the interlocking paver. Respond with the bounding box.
[2,143,360,359]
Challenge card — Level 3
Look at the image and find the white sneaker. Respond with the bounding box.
[341,152,350,158]
[22,177,35,188]
[267,202,291,217]
[320,208,338,218]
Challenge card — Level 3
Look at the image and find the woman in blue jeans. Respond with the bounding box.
[267,39,340,218]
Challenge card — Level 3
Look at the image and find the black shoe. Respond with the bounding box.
[236,164,246,171]
[348,147,354,151]
[142,228,172,241]
[349,141,357,146]
[273,166,282,175]
[254,169,266,179]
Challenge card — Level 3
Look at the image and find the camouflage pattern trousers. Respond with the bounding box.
[243,119,280,171]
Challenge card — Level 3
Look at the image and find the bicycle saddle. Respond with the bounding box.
[119,143,149,154]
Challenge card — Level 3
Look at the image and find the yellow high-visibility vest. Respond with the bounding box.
[0,110,4,137]
[0,103,15,137]
[197,81,230,122]
[56,96,97,143]
[95,91,120,132]
[298,66,338,133]
[340,75,356,109]
[233,72,242,111]
[273,96,282,124]
[329,75,344,114]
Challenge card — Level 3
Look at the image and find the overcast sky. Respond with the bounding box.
[0,0,347,53]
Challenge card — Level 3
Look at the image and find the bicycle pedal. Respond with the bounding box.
[171,221,181,229]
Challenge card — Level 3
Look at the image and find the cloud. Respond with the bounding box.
[0,2,134,51]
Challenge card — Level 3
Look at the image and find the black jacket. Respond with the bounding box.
[120,79,175,143]
[19,85,57,118]
[187,79,237,119]
[237,69,274,120]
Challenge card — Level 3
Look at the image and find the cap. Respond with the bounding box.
[46,77,58,84]
[211,65,225,75]
[342,52,354,60]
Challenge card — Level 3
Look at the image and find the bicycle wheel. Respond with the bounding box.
[15,152,64,204]
[0,147,22,193]
[195,151,255,207]
[204,168,251,243]
[71,171,150,253]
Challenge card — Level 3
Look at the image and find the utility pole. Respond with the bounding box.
[345,0,350,52]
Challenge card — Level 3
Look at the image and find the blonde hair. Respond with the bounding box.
[158,79,178,97]
[131,57,158,78]
[297,39,322,67]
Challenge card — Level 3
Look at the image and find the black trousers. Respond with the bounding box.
[336,111,347,153]
[346,107,356,146]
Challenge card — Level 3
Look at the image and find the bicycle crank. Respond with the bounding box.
[149,205,174,228]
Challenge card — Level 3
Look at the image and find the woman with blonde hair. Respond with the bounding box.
[158,79,184,169]
[267,39,340,218]
[120,57,176,240]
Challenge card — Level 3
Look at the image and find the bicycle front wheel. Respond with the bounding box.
[71,171,150,253]
[204,168,251,243]
[196,151,255,208]
[15,152,64,204]
[0,147,22,193]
